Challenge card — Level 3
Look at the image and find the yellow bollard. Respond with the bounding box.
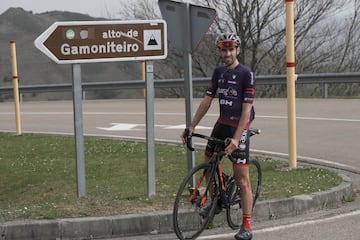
[10,40,22,135]
[285,0,297,168]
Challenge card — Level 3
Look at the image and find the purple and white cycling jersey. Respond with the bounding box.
[206,64,255,127]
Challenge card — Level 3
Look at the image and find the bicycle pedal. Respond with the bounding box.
[189,187,199,196]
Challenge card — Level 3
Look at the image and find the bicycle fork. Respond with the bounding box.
[188,164,218,208]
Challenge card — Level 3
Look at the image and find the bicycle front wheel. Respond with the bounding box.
[173,162,219,240]
[226,159,262,230]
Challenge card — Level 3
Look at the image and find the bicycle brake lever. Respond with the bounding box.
[224,138,232,147]
[224,138,237,163]
[184,128,195,151]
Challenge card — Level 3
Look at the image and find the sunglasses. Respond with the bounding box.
[217,40,238,49]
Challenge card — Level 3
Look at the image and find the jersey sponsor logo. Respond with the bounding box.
[220,99,233,106]
[218,78,225,84]
[235,158,247,164]
[219,87,238,97]
[244,97,254,102]
[250,72,255,85]
[240,130,248,143]
[227,87,238,97]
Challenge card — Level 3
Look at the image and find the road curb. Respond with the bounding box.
[253,174,352,221]
[0,173,353,240]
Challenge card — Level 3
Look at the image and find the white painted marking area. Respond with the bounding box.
[1,111,359,122]
[197,210,360,239]
[253,149,359,173]
[96,123,211,131]
[257,115,360,122]
[97,123,141,131]
[94,122,358,174]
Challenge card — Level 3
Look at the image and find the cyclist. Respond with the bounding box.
[181,32,255,240]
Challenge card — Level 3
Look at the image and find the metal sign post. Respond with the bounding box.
[72,64,86,197]
[35,20,167,198]
[182,2,196,173]
[145,61,156,197]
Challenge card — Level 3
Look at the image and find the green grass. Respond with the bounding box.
[0,133,342,221]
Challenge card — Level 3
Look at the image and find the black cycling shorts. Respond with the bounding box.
[205,122,250,164]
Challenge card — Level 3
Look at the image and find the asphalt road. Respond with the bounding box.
[1,98,360,239]
[1,98,359,171]
[116,200,360,240]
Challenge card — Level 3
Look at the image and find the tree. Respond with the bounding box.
[114,0,359,77]
[203,0,359,74]
[291,0,360,73]
[335,0,360,72]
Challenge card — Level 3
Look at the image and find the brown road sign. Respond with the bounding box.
[34,20,167,64]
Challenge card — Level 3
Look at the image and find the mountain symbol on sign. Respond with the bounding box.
[147,34,158,46]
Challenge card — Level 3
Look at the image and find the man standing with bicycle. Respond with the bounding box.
[182,32,255,240]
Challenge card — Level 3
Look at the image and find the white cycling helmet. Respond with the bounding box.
[216,32,241,49]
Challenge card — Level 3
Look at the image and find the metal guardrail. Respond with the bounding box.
[0,72,359,97]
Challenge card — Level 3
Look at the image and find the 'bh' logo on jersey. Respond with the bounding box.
[220,99,233,106]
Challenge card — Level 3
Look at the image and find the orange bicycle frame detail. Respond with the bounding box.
[218,164,226,191]
[189,173,205,203]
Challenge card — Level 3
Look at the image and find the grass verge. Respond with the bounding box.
[0,133,342,221]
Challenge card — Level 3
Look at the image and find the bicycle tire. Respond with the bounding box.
[173,162,219,240]
[226,159,262,230]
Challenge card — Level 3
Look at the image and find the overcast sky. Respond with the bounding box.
[0,0,354,19]
[0,0,131,18]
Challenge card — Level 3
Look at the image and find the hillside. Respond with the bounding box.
[1,8,357,100]
[0,8,143,99]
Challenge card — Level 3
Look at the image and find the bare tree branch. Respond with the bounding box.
[336,0,359,71]
[115,0,359,76]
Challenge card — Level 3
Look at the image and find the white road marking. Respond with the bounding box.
[94,121,360,173]
[251,149,360,174]
[257,115,360,122]
[197,210,360,239]
[96,123,211,131]
[1,111,359,122]
[97,123,141,131]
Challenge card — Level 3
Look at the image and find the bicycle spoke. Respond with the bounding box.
[225,178,242,229]
[226,160,262,230]
[249,159,262,206]
[173,163,217,240]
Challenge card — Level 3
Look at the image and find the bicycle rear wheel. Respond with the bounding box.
[226,159,262,230]
[173,162,219,240]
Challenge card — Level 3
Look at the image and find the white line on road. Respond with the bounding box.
[96,123,212,131]
[252,149,360,173]
[1,111,359,122]
[197,210,360,239]
[257,115,360,122]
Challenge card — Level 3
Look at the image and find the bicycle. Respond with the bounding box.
[173,128,262,240]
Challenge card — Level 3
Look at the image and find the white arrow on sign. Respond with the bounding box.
[97,123,211,131]
[34,20,167,64]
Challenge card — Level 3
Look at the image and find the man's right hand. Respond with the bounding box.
[181,127,194,144]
